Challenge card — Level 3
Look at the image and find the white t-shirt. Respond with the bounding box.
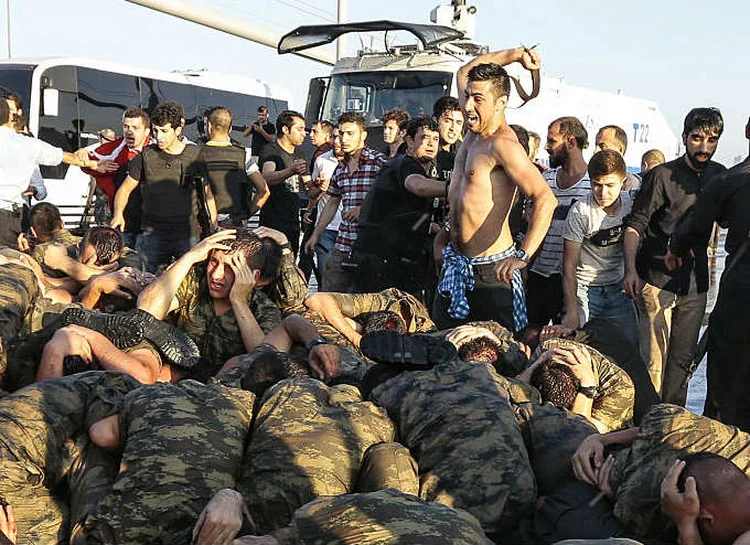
[312,150,342,232]
[0,126,63,209]
[530,167,591,277]
[562,192,633,286]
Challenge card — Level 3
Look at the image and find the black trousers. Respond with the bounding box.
[526,271,564,328]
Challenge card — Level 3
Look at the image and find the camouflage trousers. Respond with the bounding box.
[0,264,39,378]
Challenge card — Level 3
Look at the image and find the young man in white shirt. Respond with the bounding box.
[561,149,638,347]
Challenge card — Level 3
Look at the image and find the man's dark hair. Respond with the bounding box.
[382,109,410,130]
[30,203,63,238]
[151,101,184,129]
[683,107,724,137]
[0,86,22,110]
[405,116,439,139]
[0,98,9,125]
[510,124,530,155]
[597,125,628,154]
[338,111,366,131]
[123,106,150,127]
[314,120,334,139]
[238,349,309,398]
[275,109,304,135]
[433,95,462,119]
[530,360,581,410]
[257,105,269,114]
[208,107,233,133]
[222,228,266,270]
[258,236,282,281]
[467,63,511,100]
[80,226,124,266]
[588,149,627,180]
[551,116,588,149]
[679,452,748,506]
[457,336,502,365]
[358,311,407,336]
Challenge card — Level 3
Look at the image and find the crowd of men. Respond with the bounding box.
[0,44,750,545]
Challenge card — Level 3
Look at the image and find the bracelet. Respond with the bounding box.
[305,337,327,351]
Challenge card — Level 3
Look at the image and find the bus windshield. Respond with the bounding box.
[0,64,34,110]
[322,71,452,124]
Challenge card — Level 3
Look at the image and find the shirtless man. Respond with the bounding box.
[433,47,557,334]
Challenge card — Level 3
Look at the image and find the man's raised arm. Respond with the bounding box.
[456,46,541,97]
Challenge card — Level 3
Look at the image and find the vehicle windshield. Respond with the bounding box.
[322,70,452,124]
[0,64,34,112]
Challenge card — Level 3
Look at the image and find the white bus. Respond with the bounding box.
[0,57,291,226]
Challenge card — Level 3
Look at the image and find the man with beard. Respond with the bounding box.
[526,116,591,330]
[353,116,445,298]
[623,107,725,406]
[433,46,557,334]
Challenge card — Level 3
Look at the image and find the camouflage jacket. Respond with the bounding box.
[611,404,750,540]
[369,359,536,538]
[30,230,81,278]
[288,489,494,545]
[327,288,436,333]
[174,264,282,378]
[239,378,394,533]
[264,252,308,314]
[80,380,255,545]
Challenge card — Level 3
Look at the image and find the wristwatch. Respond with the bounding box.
[578,385,599,399]
[515,248,530,263]
[305,337,328,351]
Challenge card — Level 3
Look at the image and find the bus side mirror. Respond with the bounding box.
[42,88,59,117]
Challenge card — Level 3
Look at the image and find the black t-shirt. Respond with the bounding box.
[258,141,306,232]
[251,122,276,157]
[436,146,457,183]
[128,144,206,233]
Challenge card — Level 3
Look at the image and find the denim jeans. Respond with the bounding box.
[314,229,337,286]
[136,228,196,273]
[577,283,639,348]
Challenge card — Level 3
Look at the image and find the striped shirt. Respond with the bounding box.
[327,147,387,252]
[530,167,591,277]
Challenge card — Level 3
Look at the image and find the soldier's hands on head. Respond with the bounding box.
[0,503,17,545]
[228,253,257,303]
[308,343,340,381]
[192,488,247,545]
[539,325,576,343]
[189,230,237,263]
[446,325,500,350]
[571,433,606,486]
[661,460,700,527]
[253,226,288,246]
[493,257,526,285]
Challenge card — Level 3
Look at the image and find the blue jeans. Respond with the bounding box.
[314,229,337,285]
[577,282,639,348]
[136,228,196,273]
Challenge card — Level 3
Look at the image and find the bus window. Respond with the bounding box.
[0,64,33,113]
[77,68,140,146]
[38,65,79,179]
[146,80,198,141]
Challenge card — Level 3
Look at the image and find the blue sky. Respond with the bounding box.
[4,0,748,164]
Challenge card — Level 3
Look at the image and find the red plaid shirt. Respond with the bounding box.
[327,147,386,252]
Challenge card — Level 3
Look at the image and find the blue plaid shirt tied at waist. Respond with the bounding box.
[437,243,528,332]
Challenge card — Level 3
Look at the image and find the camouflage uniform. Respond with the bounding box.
[513,401,598,495]
[238,378,395,533]
[356,442,419,496]
[78,380,255,545]
[369,359,537,538]
[29,230,82,278]
[0,372,140,545]
[265,252,309,314]
[174,264,282,379]
[327,288,436,333]
[540,338,635,431]
[610,404,750,540]
[286,489,494,545]
[0,263,40,375]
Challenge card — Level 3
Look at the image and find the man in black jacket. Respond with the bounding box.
[623,107,726,406]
